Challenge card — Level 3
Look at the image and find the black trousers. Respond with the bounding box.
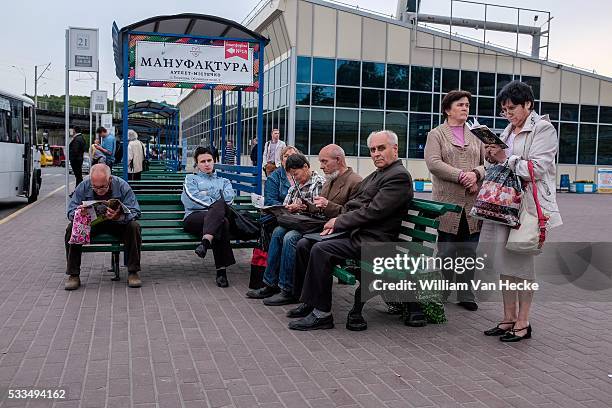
[437,211,480,302]
[128,172,142,180]
[183,199,236,269]
[70,160,83,187]
[296,237,360,313]
[65,220,142,275]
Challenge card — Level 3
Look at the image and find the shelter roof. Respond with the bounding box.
[113,13,269,79]
[128,101,178,118]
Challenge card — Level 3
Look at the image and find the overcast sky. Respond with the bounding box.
[1,0,610,106]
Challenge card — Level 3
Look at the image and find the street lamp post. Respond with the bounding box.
[10,65,27,94]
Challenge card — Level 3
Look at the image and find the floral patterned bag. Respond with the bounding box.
[68,207,94,245]
[469,163,522,227]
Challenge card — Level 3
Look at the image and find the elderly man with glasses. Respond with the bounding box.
[64,163,142,290]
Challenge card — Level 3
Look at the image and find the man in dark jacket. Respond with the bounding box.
[69,127,86,187]
[250,137,258,166]
[287,130,413,331]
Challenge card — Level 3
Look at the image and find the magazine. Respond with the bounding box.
[468,119,508,148]
[250,193,285,211]
[303,231,349,242]
[82,199,131,226]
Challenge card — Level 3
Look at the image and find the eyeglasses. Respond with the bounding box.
[92,182,110,192]
[499,105,519,117]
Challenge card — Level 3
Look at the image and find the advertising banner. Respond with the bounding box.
[134,40,254,86]
[597,168,612,193]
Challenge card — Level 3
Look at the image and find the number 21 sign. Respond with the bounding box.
[68,27,98,72]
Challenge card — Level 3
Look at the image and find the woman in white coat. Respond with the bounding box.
[127,129,146,180]
[481,81,562,342]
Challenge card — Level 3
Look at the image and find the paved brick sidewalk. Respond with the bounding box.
[0,191,611,407]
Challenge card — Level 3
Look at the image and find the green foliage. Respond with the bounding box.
[33,94,174,112]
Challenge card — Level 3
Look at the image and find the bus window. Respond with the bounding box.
[23,105,32,142]
[11,99,23,143]
[0,110,10,142]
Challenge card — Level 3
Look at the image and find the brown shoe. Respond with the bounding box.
[127,272,142,288]
[64,275,80,291]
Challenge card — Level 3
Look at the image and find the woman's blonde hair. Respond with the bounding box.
[280,145,299,158]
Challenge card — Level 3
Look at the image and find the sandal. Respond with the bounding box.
[484,321,515,336]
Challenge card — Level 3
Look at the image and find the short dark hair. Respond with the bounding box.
[95,126,107,135]
[193,146,214,162]
[441,90,472,119]
[497,80,535,110]
[284,153,310,170]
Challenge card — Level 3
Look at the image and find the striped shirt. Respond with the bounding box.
[224,146,237,165]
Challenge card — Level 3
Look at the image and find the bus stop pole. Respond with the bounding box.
[221,91,226,164]
[122,34,129,180]
[256,41,265,195]
[209,89,214,151]
[64,29,70,210]
[236,90,242,165]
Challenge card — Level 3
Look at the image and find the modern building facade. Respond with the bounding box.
[178,0,612,183]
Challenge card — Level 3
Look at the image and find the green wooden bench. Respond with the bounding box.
[82,194,258,280]
[331,197,462,331]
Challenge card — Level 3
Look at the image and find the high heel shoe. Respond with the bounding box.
[500,325,531,342]
[484,321,515,336]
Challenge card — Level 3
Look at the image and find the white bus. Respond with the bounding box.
[0,89,41,203]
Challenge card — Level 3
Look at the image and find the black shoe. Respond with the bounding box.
[386,303,403,315]
[245,285,279,299]
[500,325,531,342]
[288,312,334,331]
[458,301,478,311]
[215,275,229,288]
[286,303,313,318]
[346,313,367,331]
[195,240,211,259]
[405,310,427,327]
[263,290,298,306]
[484,322,515,336]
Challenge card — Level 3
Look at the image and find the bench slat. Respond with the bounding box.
[399,226,438,243]
[332,265,357,285]
[404,214,440,229]
[140,212,184,220]
[139,220,183,227]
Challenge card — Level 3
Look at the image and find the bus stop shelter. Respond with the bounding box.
[112,13,269,193]
[127,101,179,169]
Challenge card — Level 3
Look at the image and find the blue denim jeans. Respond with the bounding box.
[263,226,303,291]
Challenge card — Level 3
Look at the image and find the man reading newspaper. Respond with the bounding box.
[64,163,142,290]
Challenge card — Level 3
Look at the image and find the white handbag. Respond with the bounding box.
[506,161,548,255]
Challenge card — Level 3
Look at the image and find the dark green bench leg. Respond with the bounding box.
[110,252,120,281]
[346,282,368,331]
[403,302,426,327]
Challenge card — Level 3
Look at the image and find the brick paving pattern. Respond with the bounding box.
[0,191,611,407]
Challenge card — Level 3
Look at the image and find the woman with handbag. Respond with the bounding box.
[127,129,145,180]
[181,146,236,288]
[481,81,562,342]
[246,153,325,303]
[247,145,300,290]
[425,90,486,312]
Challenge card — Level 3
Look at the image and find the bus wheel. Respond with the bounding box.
[28,177,40,204]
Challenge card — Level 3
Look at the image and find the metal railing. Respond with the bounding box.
[36,101,122,118]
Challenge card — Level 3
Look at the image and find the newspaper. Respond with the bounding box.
[81,199,131,226]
